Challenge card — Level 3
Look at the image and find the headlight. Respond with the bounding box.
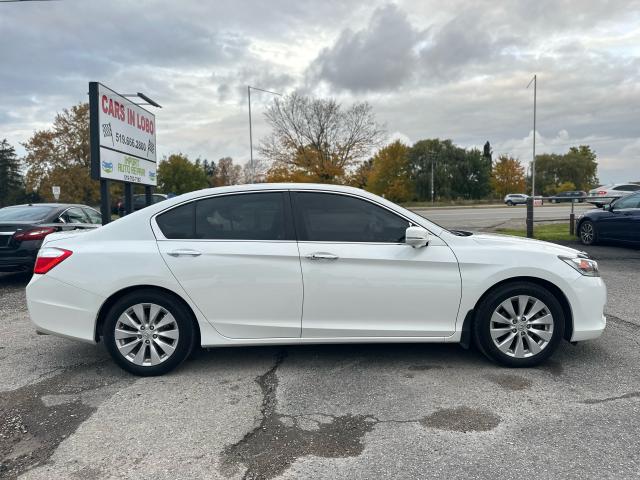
[559,255,599,277]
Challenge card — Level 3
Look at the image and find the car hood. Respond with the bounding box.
[471,232,584,257]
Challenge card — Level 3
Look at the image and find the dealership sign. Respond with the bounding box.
[89,82,157,186]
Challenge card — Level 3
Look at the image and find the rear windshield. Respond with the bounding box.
[0,206,54,222]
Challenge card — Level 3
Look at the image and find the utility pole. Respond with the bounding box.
[431,155,435,205]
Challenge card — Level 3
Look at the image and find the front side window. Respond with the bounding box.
[613,194,640,210]
[156,192,290,240]
[292,192,409,243]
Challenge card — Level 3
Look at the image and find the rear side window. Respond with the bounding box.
[83,208,102,224]
[195,192,289,240]
[292,192,409,243]
[156,192,291,240]
[61,207,89,224]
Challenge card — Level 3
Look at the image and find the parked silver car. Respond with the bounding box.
[587,183,640,205]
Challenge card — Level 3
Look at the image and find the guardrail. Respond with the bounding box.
[525,196,620,238]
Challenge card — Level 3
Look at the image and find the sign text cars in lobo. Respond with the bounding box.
[89,82,157,186]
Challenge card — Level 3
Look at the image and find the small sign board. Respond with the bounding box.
[52,186,60,201]
[534,198,543,206]
[89,82,157,186]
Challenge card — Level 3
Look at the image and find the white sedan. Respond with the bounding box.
[26,184,606,376]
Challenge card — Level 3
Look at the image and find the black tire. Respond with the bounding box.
[578,220,597,245]
[103,289,195,376]
[506,200,513,206]
[473,282,565,367]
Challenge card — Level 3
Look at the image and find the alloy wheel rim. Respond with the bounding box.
[581,223,594,244]
[114,303,180,366]
[490,295,554,358]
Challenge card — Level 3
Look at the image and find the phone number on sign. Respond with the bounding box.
[115,133,147,152]
[122,174,143,183]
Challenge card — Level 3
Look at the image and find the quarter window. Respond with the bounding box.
[292,192,409,243]
[156,202,195,239]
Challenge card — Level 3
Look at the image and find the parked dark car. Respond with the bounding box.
[549,190,587,203]
[0,204,102,273]
[577,192,640,246]
[117,194,167,216]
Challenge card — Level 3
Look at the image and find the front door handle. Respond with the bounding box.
[167,249,202,257]
[306,252,339,261]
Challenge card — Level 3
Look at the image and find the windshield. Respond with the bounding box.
[0,206,54,222]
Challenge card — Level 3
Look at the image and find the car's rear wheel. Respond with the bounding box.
[103,290,195,376]
[473,282,564,367]
[579,220,597,245]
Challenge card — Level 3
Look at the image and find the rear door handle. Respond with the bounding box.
[167,249,202,257]
[306,252,339,261]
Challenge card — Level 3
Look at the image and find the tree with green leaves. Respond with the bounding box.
[157,154,209,195]
[0,139,24,207]
[534,145,598,195]
[407,139,491,201]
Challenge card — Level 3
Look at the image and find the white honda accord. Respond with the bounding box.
[26,184,606,376]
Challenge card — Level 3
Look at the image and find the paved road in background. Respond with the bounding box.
[411,204,593,230]
[1,242,639,479]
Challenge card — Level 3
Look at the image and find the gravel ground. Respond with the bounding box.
[1,242,639,479]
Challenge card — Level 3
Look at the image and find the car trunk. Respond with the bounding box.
[0,223,39,249]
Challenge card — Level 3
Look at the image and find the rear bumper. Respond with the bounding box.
[569,275,607,341]
[0,252,36,273]
[26,274,103,343]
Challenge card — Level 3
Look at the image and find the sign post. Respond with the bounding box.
[89,82,158,224]
[52,186,60,201]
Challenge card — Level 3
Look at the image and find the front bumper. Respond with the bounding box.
[26,274,104,343]
[568,274,607,341]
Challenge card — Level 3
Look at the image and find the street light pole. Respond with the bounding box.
[248,86,253,182]
[526,74,537,239]
[247,85,282,183]
[527,74,537,197]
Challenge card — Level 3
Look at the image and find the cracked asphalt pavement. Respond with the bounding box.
[1,242,639,479]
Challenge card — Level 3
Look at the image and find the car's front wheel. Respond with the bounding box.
[506,200,513,206]
[103,290,195,376]
[473,282,564,367]
[579,220,597,245]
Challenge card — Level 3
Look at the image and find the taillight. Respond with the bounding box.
[14,227,57,242]
[34,248,72,274]
[597,191,607,196]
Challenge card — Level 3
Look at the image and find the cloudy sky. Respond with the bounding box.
[1,0,639,183]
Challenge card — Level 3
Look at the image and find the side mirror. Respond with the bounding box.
[405,226,430,248]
